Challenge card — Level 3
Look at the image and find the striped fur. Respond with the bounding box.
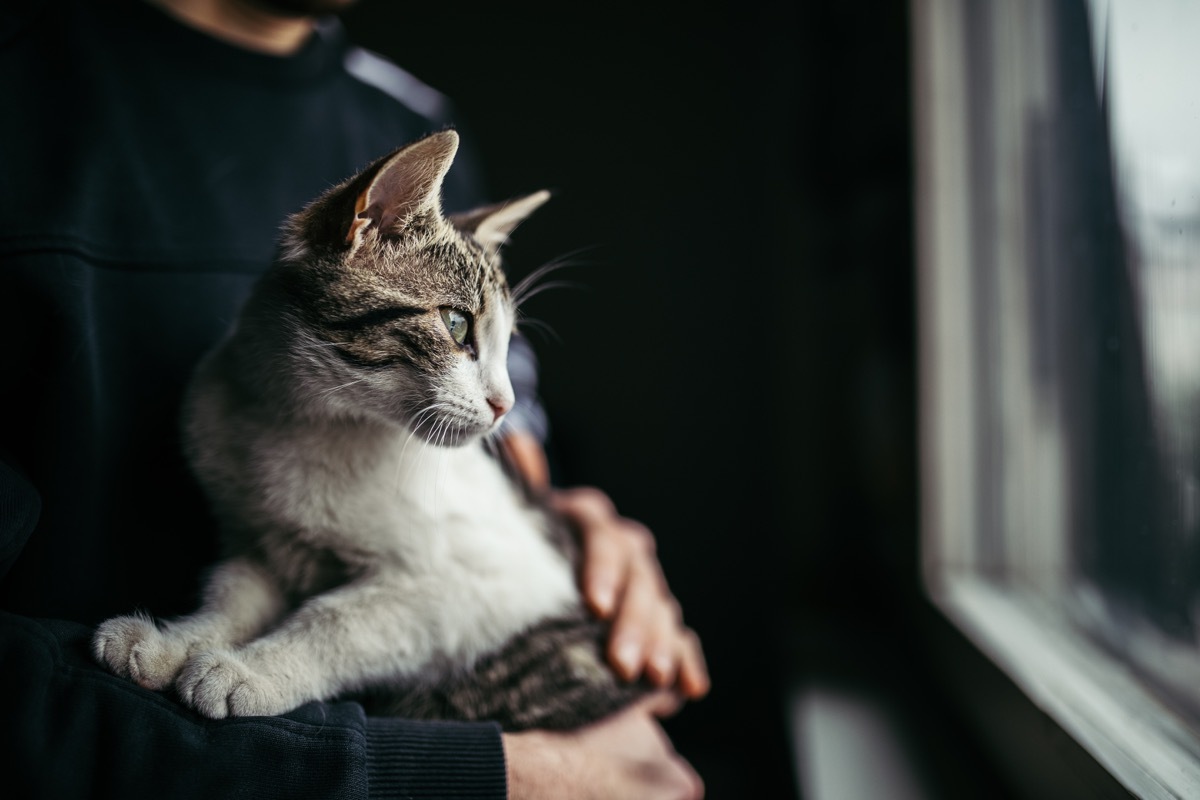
[92,131,648,730]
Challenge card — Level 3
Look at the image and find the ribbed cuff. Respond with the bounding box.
[365,717,506,800]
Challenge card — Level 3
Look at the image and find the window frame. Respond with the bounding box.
[912,1,1200,796]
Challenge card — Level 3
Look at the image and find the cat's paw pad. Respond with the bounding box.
[177,650,295,719]
[92,614,177,687]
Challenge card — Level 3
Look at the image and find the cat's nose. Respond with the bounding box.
[487,397,511,422]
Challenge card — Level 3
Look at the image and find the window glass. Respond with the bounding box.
[925,0,1200,723]
[1074,0,1200,717]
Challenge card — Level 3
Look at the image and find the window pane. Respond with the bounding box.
[921,0,1200,723]
[1076,0,1200,716]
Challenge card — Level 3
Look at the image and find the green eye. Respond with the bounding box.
[440,308,472,345]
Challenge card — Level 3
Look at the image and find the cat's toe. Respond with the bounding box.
[178,651,292,719]
[128,636,186,691]
[92,614,157,680]
[177,651,234,718]
[224,677,285,718]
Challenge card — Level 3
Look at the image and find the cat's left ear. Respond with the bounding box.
[346,130,460,249]
[450,190,551,252]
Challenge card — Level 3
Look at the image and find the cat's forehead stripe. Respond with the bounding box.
[325,305,426,332]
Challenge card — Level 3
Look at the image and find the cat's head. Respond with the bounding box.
[269,130,548,446]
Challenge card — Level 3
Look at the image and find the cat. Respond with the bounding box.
[92,130,647,731]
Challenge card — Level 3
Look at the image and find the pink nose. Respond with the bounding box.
[488,398,511,422]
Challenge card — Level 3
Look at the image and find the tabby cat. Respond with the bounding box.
[92,130,646,730]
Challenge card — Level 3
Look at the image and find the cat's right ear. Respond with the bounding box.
[344,131,460,252]
[450,190,552,253]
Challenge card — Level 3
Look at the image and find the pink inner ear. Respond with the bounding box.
[365,167,424,233]
[357,132,459,237]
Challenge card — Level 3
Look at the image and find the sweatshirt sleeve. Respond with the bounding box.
[0,613,507,800]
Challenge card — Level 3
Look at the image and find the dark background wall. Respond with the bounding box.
[341,4,916,797]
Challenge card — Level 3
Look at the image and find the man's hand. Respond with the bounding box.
[501,431,710,701]
[503,694,704,800]
[549,487,709,699]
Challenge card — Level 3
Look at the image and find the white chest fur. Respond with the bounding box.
[265,422,580,667]
[389,438,580,660]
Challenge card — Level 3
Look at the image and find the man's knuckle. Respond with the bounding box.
[666,597,683,624]
[562,486,618,521]
[624,522,656,552]
[578,486,612,509]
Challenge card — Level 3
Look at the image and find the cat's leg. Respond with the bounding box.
[92,557,285,690]
[371,612,649,730]
[177,575,428,719]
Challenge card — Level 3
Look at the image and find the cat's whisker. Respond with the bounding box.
[509,248,595,306]
[312,376,369,399]
[409,403,449,435]
[435,432,448,512]
[512,279,585,308]
[514,315,562,345]
[290,339,352,362]
[397,403,452,488]
[510,264,562,306]
[395,415,431,492]
[429,417,453,519]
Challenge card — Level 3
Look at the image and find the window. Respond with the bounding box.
[914,0,1200,795]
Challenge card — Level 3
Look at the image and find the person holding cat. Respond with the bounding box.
[0,0,706,798]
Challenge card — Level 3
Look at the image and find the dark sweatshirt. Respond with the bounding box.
[0,2,516,796]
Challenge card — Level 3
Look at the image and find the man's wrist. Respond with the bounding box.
[503,729,570,800]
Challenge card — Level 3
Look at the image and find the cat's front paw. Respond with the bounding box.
[176,650,299,719]
[92,614,187,690]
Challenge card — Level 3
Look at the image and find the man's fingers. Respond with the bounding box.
[551,485,710,705]
[550,488,627,617]
[643,595,683,687]
[608,556,660,680]
[676,627,710,699]
[580,523,628,618]
[549,486,616,524]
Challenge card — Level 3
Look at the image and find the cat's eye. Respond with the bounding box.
[439,308,472,346]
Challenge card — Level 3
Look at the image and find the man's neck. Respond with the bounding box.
[147,0,314,56]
